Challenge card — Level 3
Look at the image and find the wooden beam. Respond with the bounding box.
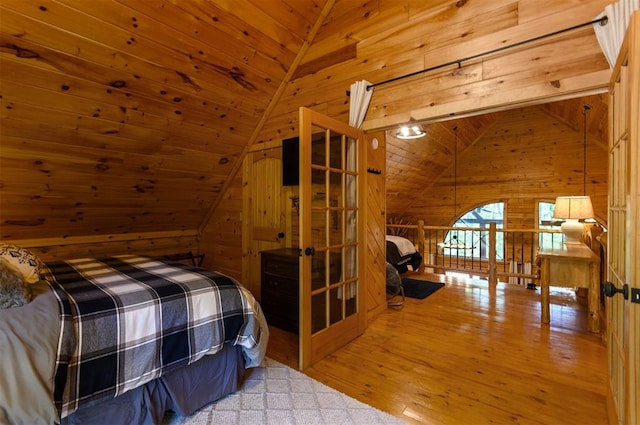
[363,70,610,131]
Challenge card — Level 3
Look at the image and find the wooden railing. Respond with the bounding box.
[387,221,565,286]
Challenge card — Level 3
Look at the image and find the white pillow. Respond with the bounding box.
[0,244,43,284]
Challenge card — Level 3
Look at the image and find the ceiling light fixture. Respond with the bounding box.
[396,125,426,139]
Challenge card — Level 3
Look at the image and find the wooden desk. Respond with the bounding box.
[538,245,600,333]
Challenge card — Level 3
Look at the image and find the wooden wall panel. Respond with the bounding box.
[199,174,244,281]
[392,103,608,228]
[0,0,613,294]
[5,232,199,263]
[365,131,387,320]
[0,0,328,244]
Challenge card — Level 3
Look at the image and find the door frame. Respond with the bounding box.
[241,142,289,299]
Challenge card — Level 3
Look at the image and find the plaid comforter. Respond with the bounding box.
[42,255,268,419]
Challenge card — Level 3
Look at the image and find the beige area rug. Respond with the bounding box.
[162,357,406,425]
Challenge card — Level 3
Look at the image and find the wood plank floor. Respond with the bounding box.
[266,273,608,425]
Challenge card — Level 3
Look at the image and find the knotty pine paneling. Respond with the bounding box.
[200,173,244,281]
[385,112,502,214]
[393,101,608,227]
[11,233,199,263]
[258,0,611,159]
[365,130,387,320]
[1,1,276,105]
[0,0,328,246]
[357,2,519,60]
[0,0,613,289]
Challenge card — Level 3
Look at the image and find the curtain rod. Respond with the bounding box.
[365,16,608,91]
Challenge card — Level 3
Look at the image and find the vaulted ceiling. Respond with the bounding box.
[385,92,609,215]
[0,0,612,241]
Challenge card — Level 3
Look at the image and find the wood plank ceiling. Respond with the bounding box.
[0,0,611,241]
[0,0,330,239]
[385,93,609,216]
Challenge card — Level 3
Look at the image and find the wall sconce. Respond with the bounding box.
[396,125,426,139]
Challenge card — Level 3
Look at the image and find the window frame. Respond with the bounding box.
[442,201,505,260]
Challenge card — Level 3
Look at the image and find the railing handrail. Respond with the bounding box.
[386,221,567,286]
[398,224,564,233]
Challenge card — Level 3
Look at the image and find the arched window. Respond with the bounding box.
[442,202,504,259]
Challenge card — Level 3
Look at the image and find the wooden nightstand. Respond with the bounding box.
[538,244,600,333]
[260,248,300,334]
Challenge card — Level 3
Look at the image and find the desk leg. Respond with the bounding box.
[541,257,550,324]
[587,262,600,333]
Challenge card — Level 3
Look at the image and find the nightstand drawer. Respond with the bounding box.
[261,257,297,277]
[262,274,297,293]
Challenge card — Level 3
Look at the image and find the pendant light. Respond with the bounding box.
[396,124,426,139]
[582,104,590,196]
[552,104,594,245]
[453,124,458,219]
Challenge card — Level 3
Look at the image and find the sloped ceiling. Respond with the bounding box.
[385,93,609,215]
[0,0,331,239]
[0,0,612,241]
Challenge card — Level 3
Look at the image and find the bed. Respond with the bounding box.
[0,252,268,425]
[386,235,422,274]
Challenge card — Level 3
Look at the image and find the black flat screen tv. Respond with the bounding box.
[282,136,299,186]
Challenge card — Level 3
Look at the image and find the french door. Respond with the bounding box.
[298,107,366,370]
[605,11,639,425]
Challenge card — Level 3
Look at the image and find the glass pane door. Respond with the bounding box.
[298,107,365,369]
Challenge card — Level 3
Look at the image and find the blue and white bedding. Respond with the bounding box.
[0,255,268,423]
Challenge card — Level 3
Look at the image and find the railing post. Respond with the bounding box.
[489,222,497,285]
[417,219,425,272]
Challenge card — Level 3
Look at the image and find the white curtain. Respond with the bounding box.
[594,0,640,68]
[349,80,373,128]
[344,80,373,299]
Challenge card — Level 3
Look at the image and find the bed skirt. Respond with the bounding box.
[60,344,245,425]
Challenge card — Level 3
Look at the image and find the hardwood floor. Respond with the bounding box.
[266,273,608,425]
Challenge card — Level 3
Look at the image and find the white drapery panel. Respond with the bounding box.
[348,81,373,128]
[594,0,640,68]
[344,81,373,299]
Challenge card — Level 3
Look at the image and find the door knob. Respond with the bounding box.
[603,281,629,300]
[304,247,316,256]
